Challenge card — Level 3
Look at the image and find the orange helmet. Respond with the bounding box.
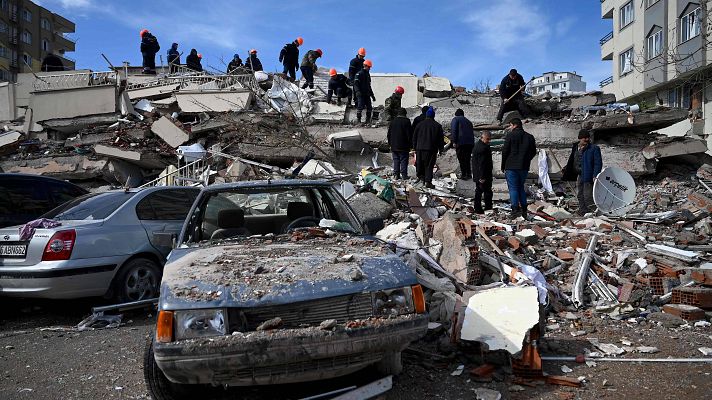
[363,59,373,68]
[250,49,257,54]
[296,37,304,46]
[329,68,337,77]
[140,29,149,37]
[358,47,366,56]
[395,86,405,94]
[315,49,323,57]
[197,53,202,59]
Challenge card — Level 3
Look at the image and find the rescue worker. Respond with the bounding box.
[167,43,180,73]
[383,86,405,123]
[496,68,529,124]
[387,108,412,180]
[326,68,352,106]
[348,47,366,83]
[412,106,445,188]
[354,59,376,125]
[300,48,322,89]
[227,53,242,73]
[501,118,537,219]
[245,49,263,72]
[412,105,429,130]
[450,108,475,180]
[279,37,303,82]
[562,130,602,215]
[471,131,494,214]
[139,29,160,75]
[186,49,202,72]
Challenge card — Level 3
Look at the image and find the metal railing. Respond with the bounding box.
[140,157,209,188]
[600,31,613,45]
[126,71,257,93]
[599,76,613,87]
[32,71,118,91]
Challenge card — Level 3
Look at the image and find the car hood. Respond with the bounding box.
[160,236,417,310]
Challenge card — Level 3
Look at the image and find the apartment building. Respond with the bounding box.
[527,71,587,95]
[0,0,75,82]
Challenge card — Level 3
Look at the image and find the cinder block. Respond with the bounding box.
[663,304,706,321]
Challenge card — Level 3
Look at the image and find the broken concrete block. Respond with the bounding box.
[582,107,688,134]
[542,205,573,220]
[312,102,347,123]
[30,85,118,122]
[151,116,190,148]
[642,137,707,159]
[0,155,108,180]
[0,131,22,155]
[370,73,419,108]
[347,192,394,222]
[431,213,470,283]
[422,76,453,98]
[663,304,705,321]
[515,229,538,245]
[94,144,165,169]
[126,83,180,101]
[175,91,253,113]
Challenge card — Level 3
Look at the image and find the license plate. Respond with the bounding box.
[0,244,27,257]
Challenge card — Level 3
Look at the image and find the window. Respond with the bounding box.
[21,8,30,22]
[136,190,199,220]
[41,18,51,30]
[619,48,634,75]
[620,1,634,28]
[21,30,31,44]
[0,0,7,11]
[21,53,31,66]
[44,193,136,221]
[0,69,7,81]
[0,20,7,34]
[647,29,663,59]
[552,83,559,89]
[0,45,7,58]
[561,82,566,89]
[41,39,49,52]
[47,183,87,205]
[681,7,701,42]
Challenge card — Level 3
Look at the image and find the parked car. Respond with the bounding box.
[0,186,200,300]
[144,180,428,399]
[0,173,89,228]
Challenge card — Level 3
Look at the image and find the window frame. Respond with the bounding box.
[620,1,635,30]
[20,30,31,45]
[646,0,660,8]
[619,47,634,76]
[647,29,663,60]
[135,189,199,221]
[41,18,51,31]
[41,38,49,52]
[22,53,31,66]
[21,8,30,22]
[680,6,701,43]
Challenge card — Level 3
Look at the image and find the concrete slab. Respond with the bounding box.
[0,155,108,179]
[126,84,180,101]
[0,131,22,154]
[370,73,419,108]
[423,76,453,98]
[151,116,190,148]
[30,85,118,122]
[15,70,92,108]
[94,144,165,169]
[175,91,253,113]
[642,138,708,159]
[312,101,347,123]
[0,82,16,121]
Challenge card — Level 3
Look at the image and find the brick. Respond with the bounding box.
[598,223,613,233]
[691,270,712,286]
[570,238,588,251]
[530,225,548,239]
[556,250,575,262]
[508,236,522,251]
[688,192,712,213]
[470,364,496,378]
[671,287,712,309]
[610,235,624,245]
[663,304,706,321]
[618,283,635,303]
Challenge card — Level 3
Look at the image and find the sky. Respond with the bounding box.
[37,0,613,90]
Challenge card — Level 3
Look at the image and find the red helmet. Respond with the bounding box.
[395,86,405,94]
[140,29,149,37]
[315,49,323,57]
[363,59,373,68]
[296,37,304,46]
[250,49,257,54]
[329,68,337,77]
[197,53,202,59]
[358,47,366,56]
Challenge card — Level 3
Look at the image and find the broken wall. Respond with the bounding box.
[29,85,118,122]
[371,73,420,108]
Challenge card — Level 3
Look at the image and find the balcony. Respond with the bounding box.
[600,31,614,61]
[51,14,76,34]
[599,76,613,88]
[601,0,614,19]
[54,33,76,52]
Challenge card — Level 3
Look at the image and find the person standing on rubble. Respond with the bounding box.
[167,43,180,73]
[562,130,602,216]
[387,108,412,180]
[227,53,243,73]
[246,49,263,72]
[348,48,366,84]
[139,29,160,75]
[450,108,475,180]
[383,86,405,124]
[496,68,529,124]
[471,131,494,214]
[354,59,376,125]
[501,118,536,219]
[326,69,352,106]
[412,105,429,130]
[300,48,322,89]
[186,49,203,72]
[412,106,445,188]
[279,37,303,82]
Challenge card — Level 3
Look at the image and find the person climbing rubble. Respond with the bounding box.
[300,48,322,89]
[227,53,243,74]
[412,106,445,188]
[501,118,537,219]
[562,130,603,216]
[471,131,494,214]
[186,49,203,72]
[354,59,376,125]
[245,49,263,72]
[383,86,405,124]
[167,43,180,73]
[279,37,303,82]
[326,68,352,106]
[450,108,475,180]
[139,29,160,75]
[348,47,366,84]
[496,68,528,124]
[387,108,412,181]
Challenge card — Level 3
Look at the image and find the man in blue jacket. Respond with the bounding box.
[501,118,536,219]
[450,109,475,180]
[562,130,603,215]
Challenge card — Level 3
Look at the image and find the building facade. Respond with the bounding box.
[527,71,587,95]
[0,0,75,83]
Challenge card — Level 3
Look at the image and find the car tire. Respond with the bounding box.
[115,258,161,302]
[144,336,210,400]
[375,351,403,375]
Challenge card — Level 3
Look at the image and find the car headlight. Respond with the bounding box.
[372,287,415,316]
[174,309,227,340]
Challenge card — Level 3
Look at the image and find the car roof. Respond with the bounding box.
[202,179,333,192]
[0,173,88,190]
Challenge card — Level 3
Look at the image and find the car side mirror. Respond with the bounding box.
[363,218,385,234]
[153,232,176,248]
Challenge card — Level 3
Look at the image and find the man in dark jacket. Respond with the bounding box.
[167,43,180,73]
[300,49,322,89]
[227,53,243,73]
[279,37,303,82]
[471,131,493,213]
[354,59,375,125]
[412,105,429,130]
[450,108,475,180]
[139,29,160,74]
[186,49,202,72]
[326,68,352,106]
[387,108,412,180]
[348,48,366,83]
[496,68,529,123]
[562,130,603,215]
[246,49,263,72]
[501,118,536,219]
[412,107,445,188]
[41,53,64,72]
[383,86,404,124]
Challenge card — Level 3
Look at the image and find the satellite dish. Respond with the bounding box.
[593,166,636,216]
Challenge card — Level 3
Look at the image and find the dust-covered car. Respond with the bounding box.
[144,180,428,398]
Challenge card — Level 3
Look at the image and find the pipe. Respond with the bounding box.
[572,236,598,308]
[542,356,712,363]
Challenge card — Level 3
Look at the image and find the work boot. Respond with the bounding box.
[521,207,529,221]
[473,207,484,215]
[365,111,372,125]
[356,113,362,125]
[509,207,520,219]
[425,182,435,189]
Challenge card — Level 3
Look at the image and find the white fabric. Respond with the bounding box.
[538,149,554,194]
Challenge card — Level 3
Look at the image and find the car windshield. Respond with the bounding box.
[182,185,362,244]
[42,192,136,221]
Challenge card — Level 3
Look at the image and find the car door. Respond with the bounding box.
[135,188,199,257]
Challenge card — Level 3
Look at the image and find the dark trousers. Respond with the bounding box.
[456,145,474,178]
[496,96,528,121]
[505,169,528,210]
[416,150,437,184]
[356,96,372,112]
[336,87,353,105]
[300,66,314,89]
[577,178,595,214]
[142,52,156,70]
[392,151,409,179]
[474,178,493,212]
[283,64,297,81]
